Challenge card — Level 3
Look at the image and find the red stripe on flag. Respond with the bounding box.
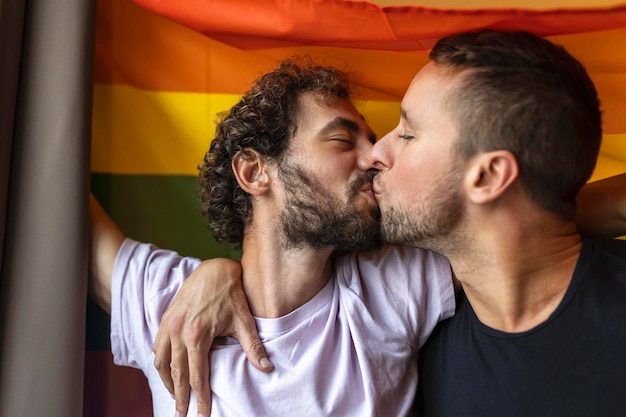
[130,0,626,51]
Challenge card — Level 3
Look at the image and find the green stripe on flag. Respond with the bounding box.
[91,173,241,260]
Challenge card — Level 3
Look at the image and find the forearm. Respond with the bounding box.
[576,173,626,238]
[88,193,125,314]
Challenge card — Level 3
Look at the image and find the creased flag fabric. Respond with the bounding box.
[130,0,626,51]
[86,0,626,416]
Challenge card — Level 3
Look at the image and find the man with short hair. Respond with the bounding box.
[367,29,626,416]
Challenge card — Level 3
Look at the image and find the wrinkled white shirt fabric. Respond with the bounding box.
[111,239,455,417]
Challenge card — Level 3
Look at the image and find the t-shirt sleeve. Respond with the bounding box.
[110,238,201,371]
[346,245,455,349]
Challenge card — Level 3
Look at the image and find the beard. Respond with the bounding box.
[278,162,382,254]
[380,167,465,254]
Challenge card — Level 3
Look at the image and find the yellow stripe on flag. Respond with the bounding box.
[593,155,626,181]
[91,84,404,175]
[92,84,626,177]
[590,134,626,181]
[91,84,238,175]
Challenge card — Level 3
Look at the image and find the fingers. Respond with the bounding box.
[151,257,273,417]
[153,328,175,397]
[171,340,191,417]
[154,315,213,417]
[244,337,273,372]
[188,347,212,417]
[235,308,273,372]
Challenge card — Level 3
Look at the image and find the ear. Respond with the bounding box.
[464,150,518,205]
[232,148,270,195]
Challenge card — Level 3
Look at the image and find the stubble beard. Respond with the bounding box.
[380,169,465,255]
[278,162,382,254]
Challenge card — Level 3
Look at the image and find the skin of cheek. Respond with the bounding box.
[290,150,357,205]
[389,140,456,216]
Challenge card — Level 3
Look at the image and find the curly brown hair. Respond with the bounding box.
[198,57,353,247]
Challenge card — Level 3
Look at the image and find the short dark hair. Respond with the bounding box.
[198,57,353,246]
[431,30,602,217]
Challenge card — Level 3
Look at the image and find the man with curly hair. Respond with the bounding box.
[89,58,456,417]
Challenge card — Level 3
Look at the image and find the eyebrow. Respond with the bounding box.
[320,117,360,135]
[399,107,416,133]
[320,117,377,143]
[400,108,409,122]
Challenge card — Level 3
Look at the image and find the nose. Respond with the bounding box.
[368,131,392,171]
[356,138,375,172]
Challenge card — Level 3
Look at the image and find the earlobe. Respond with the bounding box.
[232,148,270,195]
[466,151,518,204]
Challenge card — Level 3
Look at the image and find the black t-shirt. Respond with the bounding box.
[417,238,626,417]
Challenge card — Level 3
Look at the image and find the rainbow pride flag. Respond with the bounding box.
[86,1,626,415]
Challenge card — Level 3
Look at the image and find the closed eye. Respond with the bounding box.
[399,134,414,140]
[332,137,353,144]
[329,137,356,149]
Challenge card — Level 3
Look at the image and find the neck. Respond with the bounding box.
[446,208,583,332]
[239,228,334,318]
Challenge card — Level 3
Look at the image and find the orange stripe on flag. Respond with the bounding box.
[96,0,626,125]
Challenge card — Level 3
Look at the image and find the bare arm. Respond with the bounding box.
[89,192,269,416]
[88,193,125,314]
[576,173,626,238]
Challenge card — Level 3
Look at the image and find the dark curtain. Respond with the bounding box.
[0,0,96,415]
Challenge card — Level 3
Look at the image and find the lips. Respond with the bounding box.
[370,170,383,195]
[359,185,375,202]
[372,178,382,195]
[360,183,373,193]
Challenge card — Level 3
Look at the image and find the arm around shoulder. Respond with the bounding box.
[88,193,126,314]
[576,173,626,238]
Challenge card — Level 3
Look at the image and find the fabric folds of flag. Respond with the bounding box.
[86,0,626,416]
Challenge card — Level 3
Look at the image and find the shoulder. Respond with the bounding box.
[580,238,626,278]
[334,245,456,344]
[592,237,626,256]
[111,239,202,370]
[333,245,451,291]
[353,245,451,278]
[115,238,202,282]
[334,245,453,295]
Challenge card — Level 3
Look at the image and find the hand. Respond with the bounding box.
[152,258,273,417]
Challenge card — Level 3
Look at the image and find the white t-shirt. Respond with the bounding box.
[111,239,455,417]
